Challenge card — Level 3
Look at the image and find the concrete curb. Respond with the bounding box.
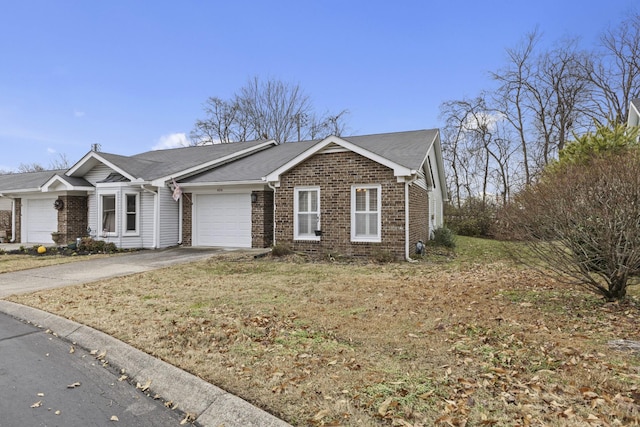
[0,300,291,427]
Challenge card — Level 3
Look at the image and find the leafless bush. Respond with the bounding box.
[499,152,640,300]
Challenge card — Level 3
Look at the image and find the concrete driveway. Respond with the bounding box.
[0,246,288,427]
[0,246,266,298]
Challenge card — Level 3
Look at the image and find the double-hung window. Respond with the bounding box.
[294,187,320,240]
[351,185,381,242]
[101,195,116,235]
[124,193,138,234]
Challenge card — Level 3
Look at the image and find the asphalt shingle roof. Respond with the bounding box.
[181,129,438,183]
[0,130,439,191]
[0,170,66,192]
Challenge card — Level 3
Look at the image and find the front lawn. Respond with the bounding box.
[6,237,640,426]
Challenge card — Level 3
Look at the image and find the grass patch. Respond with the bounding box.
[5,237,640,426]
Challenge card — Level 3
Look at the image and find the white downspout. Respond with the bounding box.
[178,194,183,245]
[267,182,277,246]
[140,185,158,249]
[405,181,411,261]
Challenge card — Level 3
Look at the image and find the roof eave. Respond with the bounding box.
[264,135,413,183]
[151,140,278,186]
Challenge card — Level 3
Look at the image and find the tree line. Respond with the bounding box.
[440,14,640,213]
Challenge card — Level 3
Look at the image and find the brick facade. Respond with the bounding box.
[274,151,409,260]
[13,198,21,243]
[181,193,193,246]
[408,184,430,255]
[56,195,88,244]
[251,190,274,248]
[0,209,10,240]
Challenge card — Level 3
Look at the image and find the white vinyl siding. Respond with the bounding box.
[294,187,320,241]
[351,185,381,242]
[158,186,179,248]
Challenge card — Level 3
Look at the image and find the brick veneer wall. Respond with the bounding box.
[13,198,21,243]
[274,151,406,259]
[181,193,193,246]
[57,195,88,244]
[408,184,430,255]
[0,209,10,239]
[251,190,274,248]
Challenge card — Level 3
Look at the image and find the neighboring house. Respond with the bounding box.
[627,99,640,127]
[0,129,447,260]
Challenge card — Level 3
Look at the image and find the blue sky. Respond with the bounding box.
[0,0,637,171]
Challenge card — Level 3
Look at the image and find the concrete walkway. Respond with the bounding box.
[0,246,289,427]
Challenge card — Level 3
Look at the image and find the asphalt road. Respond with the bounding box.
[0,247,290,427]
[0,311,185,426]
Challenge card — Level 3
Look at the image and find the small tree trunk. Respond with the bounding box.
[606,275,628,301]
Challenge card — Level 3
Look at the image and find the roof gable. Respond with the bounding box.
[66,140,277,185]
[264,130,438,183]
[41,174,93,192]
[0,169,67,194]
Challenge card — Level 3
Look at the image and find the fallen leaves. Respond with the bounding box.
[136,379,152,392]
[8,251,640,426]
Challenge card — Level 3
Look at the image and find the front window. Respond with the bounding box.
[125,193,138,233]
[102,195,116,234]
[294,187,320,240]
[351,185,381,242]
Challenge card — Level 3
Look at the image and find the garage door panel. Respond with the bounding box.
[195,194,251,247]
[24,199,57,243]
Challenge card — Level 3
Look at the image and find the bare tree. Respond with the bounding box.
[492,30,539,186]
[190,97,239,144]
[586,13,640,125]
[18,163,47,173]
[191,77,349,144]
[49,153,70,170]
[440,96,515,207]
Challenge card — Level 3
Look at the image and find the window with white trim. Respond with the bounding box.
[101,194,116,235]
[124,193,138,234]
[294,187,320,240]
[351,185,381,242]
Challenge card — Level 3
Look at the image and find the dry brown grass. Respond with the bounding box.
[5,238,640,426]
[0,252,102,274]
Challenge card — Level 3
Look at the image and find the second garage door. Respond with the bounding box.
[194,193,251,247]
[24,198,57,243]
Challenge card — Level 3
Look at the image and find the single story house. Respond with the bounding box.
[0,129,447,259]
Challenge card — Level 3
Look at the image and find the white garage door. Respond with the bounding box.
[194,193,251,247]
[24,198,57,243]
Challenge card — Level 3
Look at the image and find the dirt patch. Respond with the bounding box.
[6,239,640,426]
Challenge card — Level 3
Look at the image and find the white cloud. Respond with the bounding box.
[47,147,56,154]
[463,111,504,132]
[152,133,190,150]
[74,110,85,118]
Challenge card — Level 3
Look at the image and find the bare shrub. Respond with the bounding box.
[500,151,640,300]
